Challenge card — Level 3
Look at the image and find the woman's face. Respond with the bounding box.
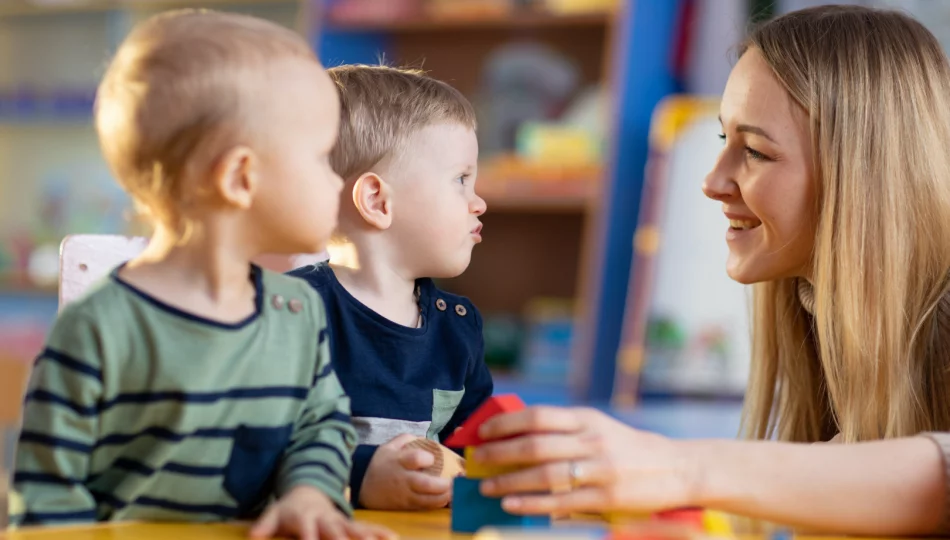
[702,48,817,285]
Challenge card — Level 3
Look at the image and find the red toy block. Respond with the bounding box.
[443,394,525,448]
[651,507,704,530]
[610,534,683,540]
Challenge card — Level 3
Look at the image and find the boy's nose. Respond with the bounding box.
[471,194,487,215]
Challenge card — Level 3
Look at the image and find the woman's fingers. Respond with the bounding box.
[480,459,609,496]
[478,406,586,440]
[500,487,611,516]
[473,433,598,467]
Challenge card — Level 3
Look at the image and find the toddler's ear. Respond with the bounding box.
[211,145,258,210]
[352,171,393,230]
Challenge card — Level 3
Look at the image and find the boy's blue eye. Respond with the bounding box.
[456,174,469,185]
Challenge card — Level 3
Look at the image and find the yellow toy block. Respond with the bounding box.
[702,510,734,537]
[464,446,520,479]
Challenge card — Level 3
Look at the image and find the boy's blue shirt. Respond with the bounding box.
[286,263,493,506]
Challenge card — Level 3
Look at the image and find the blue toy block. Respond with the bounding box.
[451,477,551,534]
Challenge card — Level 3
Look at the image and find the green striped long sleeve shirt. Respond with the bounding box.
[11,265,356,526]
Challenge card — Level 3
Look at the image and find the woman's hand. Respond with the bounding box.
[474,406,948,536]
[472,406,700,516]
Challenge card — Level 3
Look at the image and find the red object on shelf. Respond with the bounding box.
[326,0,423,25]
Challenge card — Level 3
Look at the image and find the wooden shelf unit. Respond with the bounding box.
[328,10,612,33]
[0,0,298,17]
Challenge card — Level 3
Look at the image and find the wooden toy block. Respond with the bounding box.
[451,477,550,533]
[464,446,519,479]
[405,437,465,479]
[652,507,704,530]
[701,510,733,536]
[444,394,526,448]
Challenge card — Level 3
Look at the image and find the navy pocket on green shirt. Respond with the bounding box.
[224,424,293,517]
[427,388,465,440]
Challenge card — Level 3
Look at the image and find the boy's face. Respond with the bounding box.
[250,57,342,254]
[387,122,485,278]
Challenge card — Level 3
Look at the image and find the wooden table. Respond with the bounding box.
[1,511,466,540]
[0,510,886,540]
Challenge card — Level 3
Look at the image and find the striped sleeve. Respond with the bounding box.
[14,312,103,525]
[276,302,357,515]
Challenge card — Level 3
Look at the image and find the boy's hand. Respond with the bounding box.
[250,486,396,540]
[359,434,453,510]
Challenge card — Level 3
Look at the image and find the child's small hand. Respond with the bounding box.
[359,434,453,510]
[250,486,396,540]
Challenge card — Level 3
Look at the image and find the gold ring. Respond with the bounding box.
[568,461,582,489]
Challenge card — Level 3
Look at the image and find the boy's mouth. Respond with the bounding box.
[471,224,483,242]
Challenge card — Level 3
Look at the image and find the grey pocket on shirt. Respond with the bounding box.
[427,388,465,441]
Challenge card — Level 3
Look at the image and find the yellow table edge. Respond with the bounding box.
[0,510,916,540]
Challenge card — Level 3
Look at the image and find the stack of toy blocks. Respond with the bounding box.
[444,394,552,534]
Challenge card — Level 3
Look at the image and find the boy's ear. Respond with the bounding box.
[211,146,258,210]
[352,172,393,230]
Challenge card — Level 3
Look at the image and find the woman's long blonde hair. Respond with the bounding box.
[741,5,950,443]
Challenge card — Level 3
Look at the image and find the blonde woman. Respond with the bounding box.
[471,5,950,536]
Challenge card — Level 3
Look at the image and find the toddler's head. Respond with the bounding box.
[96,10,342,254]
[329,65,485,278]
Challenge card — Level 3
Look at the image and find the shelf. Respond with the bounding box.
[0,286,56,298]
[0,0,297,17]
[477,159,601,213]
[0,279,56,297]
[326,10,613,33]
[0,93,95,124]
[479,180,597,212]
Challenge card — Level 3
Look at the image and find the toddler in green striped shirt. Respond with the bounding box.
[10,10,392,540]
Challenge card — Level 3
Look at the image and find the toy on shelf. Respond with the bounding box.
[444,394,551,533]
[426,0,512,19]
[325,0,422,25]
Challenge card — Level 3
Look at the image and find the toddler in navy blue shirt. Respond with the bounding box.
[289,65,492,510]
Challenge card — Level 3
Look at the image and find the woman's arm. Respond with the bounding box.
[688,436,944,536]
[474,406,947,536]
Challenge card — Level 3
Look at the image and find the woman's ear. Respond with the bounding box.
[352,172,393,230]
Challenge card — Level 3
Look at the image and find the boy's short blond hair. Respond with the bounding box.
[328,65,477,181]
[95,10,314,234]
